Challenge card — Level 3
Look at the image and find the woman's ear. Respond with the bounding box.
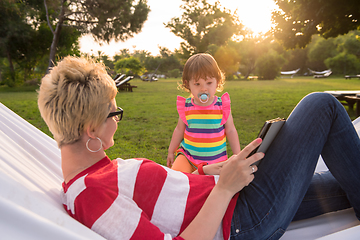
[86,125,97,139]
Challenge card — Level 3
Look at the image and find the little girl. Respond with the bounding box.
[167,53,241,173]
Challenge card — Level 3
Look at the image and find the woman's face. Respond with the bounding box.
[96,99,119,150]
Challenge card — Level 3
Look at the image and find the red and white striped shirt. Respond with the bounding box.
[62,157,238,240]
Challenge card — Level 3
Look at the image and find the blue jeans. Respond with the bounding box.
[230,92,360,240]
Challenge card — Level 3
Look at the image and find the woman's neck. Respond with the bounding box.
[61,141,106,183]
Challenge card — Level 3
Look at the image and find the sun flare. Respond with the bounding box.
[216,0,278,34]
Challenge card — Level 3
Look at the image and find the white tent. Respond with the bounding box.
[0,102,359,239]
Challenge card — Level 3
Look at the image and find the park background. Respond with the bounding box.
[1,0,359,165]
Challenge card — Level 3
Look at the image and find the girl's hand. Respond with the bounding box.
[199,161,226,175]
[167,153,174,168]
[216,138,264,195]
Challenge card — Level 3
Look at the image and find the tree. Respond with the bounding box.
[44,0,150,71]
[114,57,145,76]
[213,45,240,79]
[325,52,360,75]
[281,48,307,75]
[230,35,275,79]
[0,0,33,85]
[272,0,360,48]
[157,47,182,74]
[335,30,360,57]
[0,0,82,86]
[306,35,337,71]
[235,39,261,79]
[165,0,243,58]
[256,49,286,80]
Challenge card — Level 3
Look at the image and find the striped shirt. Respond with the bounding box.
[177,93,231,165]
[62,157,238,240]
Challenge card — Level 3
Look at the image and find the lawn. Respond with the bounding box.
[0,76,359,166]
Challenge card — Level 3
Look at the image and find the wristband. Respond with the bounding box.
[197,162,208,175]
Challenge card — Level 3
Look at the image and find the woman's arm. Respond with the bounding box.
[167,117,186,167]
[225,112,241,155]
[180,139,264,240]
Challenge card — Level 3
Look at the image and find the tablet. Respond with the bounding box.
[249,117,286,166]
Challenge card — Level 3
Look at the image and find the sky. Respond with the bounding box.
[79,0,279,58]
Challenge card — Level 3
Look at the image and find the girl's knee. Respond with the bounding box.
[171,155,195,173]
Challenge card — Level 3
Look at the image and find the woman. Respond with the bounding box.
[38,56,360,240]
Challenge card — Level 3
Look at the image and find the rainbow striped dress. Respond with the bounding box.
[176,92,231,166]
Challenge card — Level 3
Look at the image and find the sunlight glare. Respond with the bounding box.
[217,0,278,34]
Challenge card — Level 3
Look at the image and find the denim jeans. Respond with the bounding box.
[230,92,360,240]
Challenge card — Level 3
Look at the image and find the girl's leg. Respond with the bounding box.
[231,92,360,240]
[171,154,196,173]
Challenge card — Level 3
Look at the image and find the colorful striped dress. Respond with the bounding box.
[176,92,231,166]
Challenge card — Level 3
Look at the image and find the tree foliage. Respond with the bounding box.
[273,0,360,48]
[256,49,286,80]
[325,52,360,75]
[305,35,337,70]
[114,56,145,76]
[44,0,150,70]
[165,0,243,58]
[0,0,81,86]
[0,0,34,85]
[213,44,240,79]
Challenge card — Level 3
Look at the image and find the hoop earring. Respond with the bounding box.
[86,137,102,153]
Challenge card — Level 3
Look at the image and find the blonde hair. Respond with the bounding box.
[38,56,117,147]
[179,53,225,92]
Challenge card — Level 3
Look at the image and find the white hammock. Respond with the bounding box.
[281,68,301,75]
[308,68,332,75]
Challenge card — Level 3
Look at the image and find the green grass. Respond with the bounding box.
[1,77,359,165]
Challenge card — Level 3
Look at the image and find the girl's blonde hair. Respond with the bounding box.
[179,53,225,92]
[37,56,117,147]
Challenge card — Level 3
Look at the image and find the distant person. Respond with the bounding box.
[167,53,241,173]
[37,56,360,240]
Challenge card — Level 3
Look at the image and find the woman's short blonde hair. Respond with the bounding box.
[38,56,117,147]
[179,53,225,92]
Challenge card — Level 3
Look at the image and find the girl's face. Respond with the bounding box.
[188,76,218,106]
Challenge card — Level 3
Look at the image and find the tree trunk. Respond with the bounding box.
[47,24,62,72]
[6,48,16,86]
[46,0,66,73]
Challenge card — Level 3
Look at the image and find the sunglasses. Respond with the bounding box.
[107,107,124,122]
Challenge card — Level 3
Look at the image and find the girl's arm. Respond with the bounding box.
[225,112,241,155]
[180,139,263,240]
[167,117,186,167]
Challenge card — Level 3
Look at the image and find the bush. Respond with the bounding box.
[168,69,181,78]
[256,50,286,80]
[325,52,360,75]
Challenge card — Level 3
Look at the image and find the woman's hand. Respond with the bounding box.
[216,138,264,195]
[180,139,264,240]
